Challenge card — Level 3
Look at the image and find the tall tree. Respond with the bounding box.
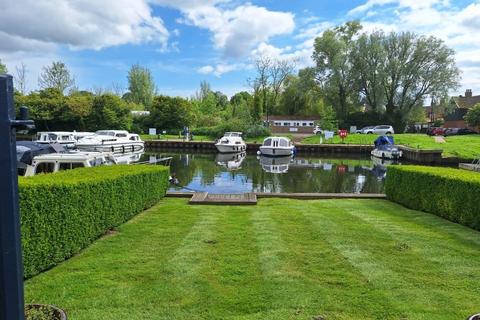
[269,58,296,112]
[38,61,75,94]
[253,56,272,120]
[126,64,156,109]
[0,59,7,74]
[465,103,480,128]
[313,21,363,122]
[14,62,28,95]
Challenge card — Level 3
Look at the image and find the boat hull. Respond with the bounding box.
[259,146,294,156]
[215,143,246,153]
[76,142,144,153]
[371,149,402,160]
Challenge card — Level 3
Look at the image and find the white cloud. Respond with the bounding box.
[197,63,244,77]
[0,0,169,53]
[155,1,295,58]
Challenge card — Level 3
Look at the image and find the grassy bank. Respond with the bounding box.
[26,198,480,319]
[302,133,480,159]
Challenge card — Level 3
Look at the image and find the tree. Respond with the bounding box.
[313,21,363,122]
[0,59,7,74]
[38,61,75,94]
[148,95,193,130]
[14,63,28,95]
[253,56,272,120]
[269,58,296,112]
[465,103,480,127]
[86,94,132,131]
[126,64,156,109]
[349,31,461,130]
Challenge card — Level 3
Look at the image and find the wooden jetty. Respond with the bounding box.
[189,192,257,205]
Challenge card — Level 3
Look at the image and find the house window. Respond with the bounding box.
[309,122,314,126]
[283,122,289,126]
[302,122,307,126]
[274,122,281,126]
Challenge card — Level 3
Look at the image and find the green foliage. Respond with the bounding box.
[148,95,194,131]
[38,61,75,94]
[86,94,132,131]
[25,305,59,320]
[385,165,480,231]
[19,165,169,278]
[126,64,156,109]
[0,58,7,74]
[465,103,480,127]
[317,103,338,130]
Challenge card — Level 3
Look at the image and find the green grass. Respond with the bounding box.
[302,133,480,159]
[25,198,480,319]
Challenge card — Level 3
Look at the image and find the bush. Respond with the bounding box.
[385,165,480,231]
[19,165,169,278]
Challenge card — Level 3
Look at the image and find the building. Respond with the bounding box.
[263,115,320,134]
[445,89,480,129]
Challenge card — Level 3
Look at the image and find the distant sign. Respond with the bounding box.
[289,127,298,132]
[350,126,357,133]
[324,131,334,139]
[149,128,156,135]
[149,155,157,164]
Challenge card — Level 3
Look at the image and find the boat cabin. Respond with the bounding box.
[223,132,243,138]
[262,137,292,148]
[95,130,129,138]
[35,132,76,146]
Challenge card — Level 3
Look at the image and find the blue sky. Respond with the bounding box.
[1,0,480,97]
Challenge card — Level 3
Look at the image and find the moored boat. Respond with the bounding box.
[258,136,295,157]
[76,130,144,153]
[35,132,77,148]
[371,136,402,159]
[215,132,246,153]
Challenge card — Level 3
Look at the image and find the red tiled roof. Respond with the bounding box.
[452,95,480,109]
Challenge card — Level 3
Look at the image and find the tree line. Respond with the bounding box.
[2,20,461,134]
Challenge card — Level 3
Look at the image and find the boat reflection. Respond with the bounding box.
[216,152,246,171]
[111,151,144,164]
[258,155,292,173]
[367,156,401,180]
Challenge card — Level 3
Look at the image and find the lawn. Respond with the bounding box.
[302,133,480,159]
[25,198,480,319]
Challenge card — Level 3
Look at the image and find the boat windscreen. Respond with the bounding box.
[263,138,272,146]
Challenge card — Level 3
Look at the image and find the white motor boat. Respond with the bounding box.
[215,152,246,170]
[258,136,295,157]
[215,132,246,153]
[35,132,77,148]
[76,130,144,153]
[19,150,115,177]
[371,136,402,160]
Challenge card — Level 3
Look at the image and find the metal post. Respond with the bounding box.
[0,74,27,320]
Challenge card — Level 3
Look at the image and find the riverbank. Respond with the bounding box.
[26,198,480,319]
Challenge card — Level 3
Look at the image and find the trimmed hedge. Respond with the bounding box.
[19,165,169,278]
[385,165,480,231]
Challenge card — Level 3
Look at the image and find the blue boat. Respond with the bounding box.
[371,136,403,159]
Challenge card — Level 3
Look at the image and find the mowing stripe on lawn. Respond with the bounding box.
[265,199,402,319]
[302,199,475,319]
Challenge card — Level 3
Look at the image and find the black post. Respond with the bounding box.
[0,74,25,320]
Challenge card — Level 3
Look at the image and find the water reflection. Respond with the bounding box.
[143,151,390,194]
[113,151,144,164]
[215,152,246,171]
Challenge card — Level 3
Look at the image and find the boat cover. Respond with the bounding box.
[374,135,394,147]
[16,141,65,166]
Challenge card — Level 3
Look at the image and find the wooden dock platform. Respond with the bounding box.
[166,191,386,204]
[189,192,257,205]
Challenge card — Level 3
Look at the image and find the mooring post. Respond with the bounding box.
[0,74,33,320]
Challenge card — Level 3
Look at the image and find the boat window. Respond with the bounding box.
[35,162,55,174]
[129,136,137,141]
[273,140,279,147]
[116,133,127,137]
[48,133,57,141]
[59,162,85,171]
[264,138,272,146]
[61,135,72,141]
[97,131,115,136]
[279,139,288,147]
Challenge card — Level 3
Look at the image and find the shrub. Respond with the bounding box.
[385,165,480,231]
[19,165,169,278]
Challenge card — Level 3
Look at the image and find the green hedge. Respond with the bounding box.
[385,165,480,231]
[19,165,169,278]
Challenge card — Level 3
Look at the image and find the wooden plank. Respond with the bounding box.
[189,193,257,205]
[255,193,386,199]
[189,192,208,204]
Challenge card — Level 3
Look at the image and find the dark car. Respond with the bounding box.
[457,128,477,135]
[444,128,460,136]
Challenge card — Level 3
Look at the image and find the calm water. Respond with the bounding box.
[144,151,391,194]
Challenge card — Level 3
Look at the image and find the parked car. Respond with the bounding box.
[364,125,395,135]
[356,126,375,134]
[426,127,447,136]
[444,128,477,136]
[313,126,323,135]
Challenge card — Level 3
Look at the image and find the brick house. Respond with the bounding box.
[263,115,320,134]
[444,89,480,130]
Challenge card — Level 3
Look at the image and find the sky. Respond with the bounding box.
[1,0,480,98]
